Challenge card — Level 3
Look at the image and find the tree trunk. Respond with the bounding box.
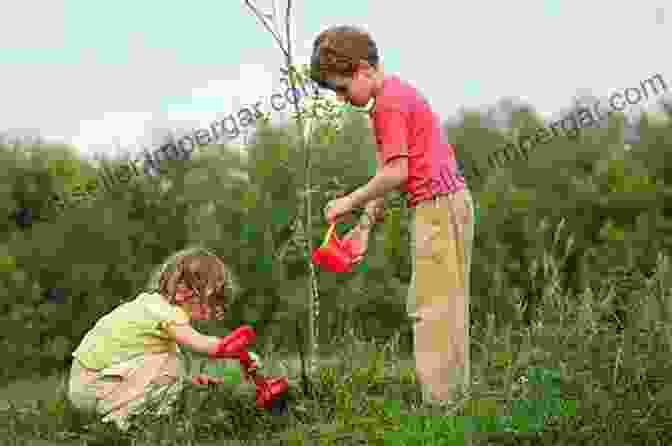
[243,0,320,374]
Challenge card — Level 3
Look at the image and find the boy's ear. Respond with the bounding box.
[356,60,372,74]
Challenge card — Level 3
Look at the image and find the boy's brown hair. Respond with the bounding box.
[148,246,239,313]
[310,25,379,91]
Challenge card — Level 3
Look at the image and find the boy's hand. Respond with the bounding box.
[324,195,356,224]
[342,225,369,264]
[365,198,385,224]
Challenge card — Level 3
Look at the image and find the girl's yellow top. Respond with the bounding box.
[72,292,190,370]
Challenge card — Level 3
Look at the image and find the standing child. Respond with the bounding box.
[67,246,259,431]
[312,26,475,406]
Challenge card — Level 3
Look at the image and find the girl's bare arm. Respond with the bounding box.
[168,323,219,355]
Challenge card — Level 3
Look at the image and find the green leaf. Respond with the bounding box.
[367,156,377,177]
[510,399,547,432]
[202,359,243,385]
[351,260,369,274]
[241,223,260,242]
[242,189,259,211]
[49,336,70,359]
[383,399,402,418]
[272,207,292,228]
[0,254,16,274]
[257,255,273,273]
[383,208,402,258]
[473,199,480,225]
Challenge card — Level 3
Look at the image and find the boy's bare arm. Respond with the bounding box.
[364,151,384,221]
[356,150,402,224]
[349,157,406,210]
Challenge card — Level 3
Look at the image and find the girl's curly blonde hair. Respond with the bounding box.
[146,245,240,313]
[310,25,380,91]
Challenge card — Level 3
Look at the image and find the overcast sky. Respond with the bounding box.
[1,0,670,161]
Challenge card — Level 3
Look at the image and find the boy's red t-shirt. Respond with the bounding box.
[369,75,465,208]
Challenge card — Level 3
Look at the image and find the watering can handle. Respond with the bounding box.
[321,223,336,247]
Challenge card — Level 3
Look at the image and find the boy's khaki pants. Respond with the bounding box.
[407,188,474,404]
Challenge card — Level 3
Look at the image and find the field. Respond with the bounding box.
[1,273,671,446]
[2,93,672,445]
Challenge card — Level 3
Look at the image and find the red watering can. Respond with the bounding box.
[311,223,362,273]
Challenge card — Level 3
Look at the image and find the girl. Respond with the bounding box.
[67,246,259,431]
[312,26,475,406]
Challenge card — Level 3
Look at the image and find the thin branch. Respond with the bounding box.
[244,0,320,376]
[285,0,292,61]
[270,0,282,44]
[244,0,289,58]
[274,213,301,262]
[295,316,312,397]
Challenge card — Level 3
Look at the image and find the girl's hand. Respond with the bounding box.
[241,366,256,384]
[213,305,226,321]
[191,374,225,386]
[240,351,262,383]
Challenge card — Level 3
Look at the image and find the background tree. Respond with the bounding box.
[2,75,672,387]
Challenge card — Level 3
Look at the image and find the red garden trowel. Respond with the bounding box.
[237,350,290,414]
[198,325,291,415]
[311,223,362,273]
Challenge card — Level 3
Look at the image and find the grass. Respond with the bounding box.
[1,256,671,444]
[0,324,669,445]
